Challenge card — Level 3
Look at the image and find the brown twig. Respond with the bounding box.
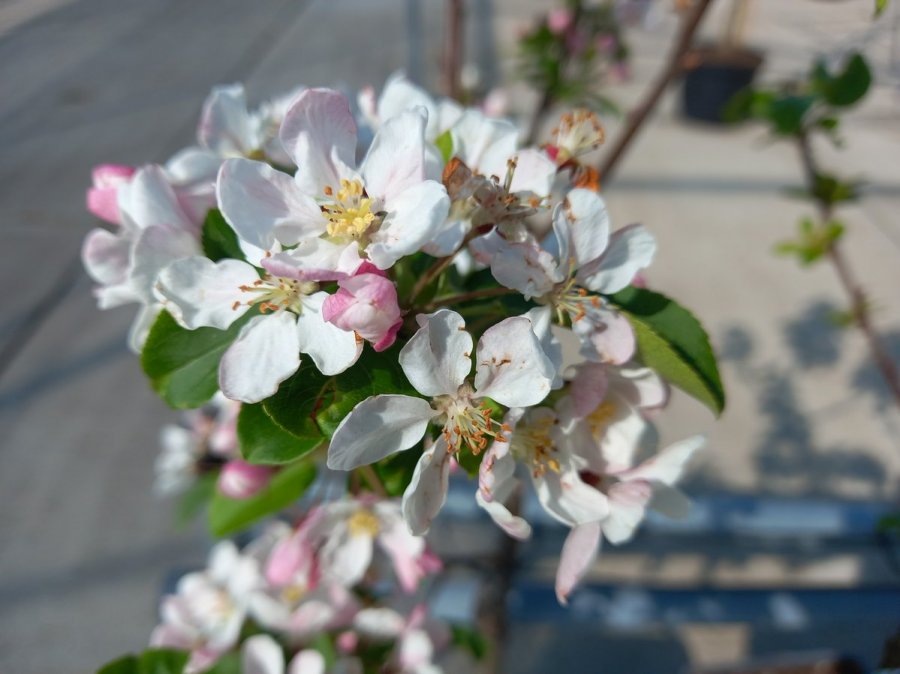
[795,131,900,408]
[408,226,486,304]
[597,0,715,183]
[423,286,516,312]
[443,0,465,100]
[359,464,388,498]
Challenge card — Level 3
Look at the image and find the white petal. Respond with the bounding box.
[366,181,450,270]
[263,240,361,281]
[243,634,285,674]
[361,108,427,203]
[451,110,517,174]
[476,490,532,540]
[288,651,324,674]
[577,224,656,294]
[130,223,200,304]
[555,522,601,605]
[602,480,653,544]
[489,242,559,299]
[402,436,452,535]
[353,607,406,639]
[219,312,300,403]
[474,316,554,407]
[327,395,436,470]
[573,305,635,365]
[321,524,373,587]
[279,88,358,196]
[120,165,195,232]
[533,461,609,527]
[610,366,668,409]
[128,304,161,353]
[555,188,610,269]
[199,84,254,156]
[508,147,556,197]
[165,146,221,185]
[619,435,704,485]
[154,256,256,329]
[399,309,472,397]
[377,72,441,139]
[526,305,563,389]
[296,292,362,375]
[217,158,325,250]
[82,228,129,286]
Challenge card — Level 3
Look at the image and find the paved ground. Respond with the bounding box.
[0,1,899,672]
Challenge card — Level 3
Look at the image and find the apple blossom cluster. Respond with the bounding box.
[150,500,456,674]
[86,72,721,672]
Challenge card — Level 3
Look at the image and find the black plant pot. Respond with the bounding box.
[682,45,764,123]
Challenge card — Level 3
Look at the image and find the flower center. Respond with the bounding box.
[280,584,307,606]
[552,109,605,164]
[546,261,602,324]
[586,400,618,439]
[236,274,318,314]
[511,414,561,478]
[322,179,381,243]
[347,508,380,538]
[433,383,510,455]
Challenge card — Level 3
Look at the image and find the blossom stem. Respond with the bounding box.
[423,286,517,311]
[408,226,487,304]
[795,131,900,409]
[359,464,389,498]
[597,0,714,183]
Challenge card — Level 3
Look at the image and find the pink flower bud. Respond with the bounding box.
[336,630,359,654]
[86,164,135,225]
[323,267,402,352]
[217,460,272,500]
[547,8,573,34]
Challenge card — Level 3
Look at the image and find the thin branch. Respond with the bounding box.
[408,226,486,304]
[423,286,516,312]
[443,0,465,100]
[598,0,715,183]
[795,132,900,408]
[359,464,388,498]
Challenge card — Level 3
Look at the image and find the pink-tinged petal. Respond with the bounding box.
[490,242,559,299]
[336,630,359,654]
[242,634,285,674]
[296,292,362,375]
[327,395,436,470]
[130,222,201,304]
[602,480,653,544]
[617,435,704,485]
[219,312,300,403]
[93,163,136,186]
[120,165,196,233]
[154,256,256,329]
[217,460,273,499]
[476,490,532,540]
[279,88,358,196]
[398,629,435,669]
[402,436,452,535]
[376,518,429,592]
[217,158,325,250]
[573,306,635,364]
[199,84,253,156]
[82,228,129,286]
[577,223,656,294]
[555,188,610,269]
[555,522,601,605]
[262,239,362,281]
[399,309,473,397]
[569,363,610,418]
[366,180,450,270]
[526,305,563,388]
[508,147,556,197]
[288,650,325,674]
[474,316,554,407]
[361,108,427,202]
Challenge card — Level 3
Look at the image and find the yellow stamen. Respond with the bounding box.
[322,179,379,241]
[347,508,380,537]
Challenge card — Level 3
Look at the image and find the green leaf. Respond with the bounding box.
[451,624,489,661]
[208,458,317,537]
[201,209,246,262]
[97,649,189,674]
[768,95,815,136]
[875,0,889,16]
[174,472,218,526]
[877,511,900,534]
[608,287,725,416]
[263,346,416,440]
[434,130,454,164]
[237,403,324,464]
[374,443,425,496]
[815,53,872,107]
[775,217,844,266]
[141,308,257,409]
[203,653,241,674]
